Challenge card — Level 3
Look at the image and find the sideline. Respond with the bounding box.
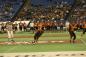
[0,51,86,57]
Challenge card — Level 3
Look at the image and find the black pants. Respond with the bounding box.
[34,31,43,42]
[19,26,22,31]
[83,28,86,34]
[69,31,76,43]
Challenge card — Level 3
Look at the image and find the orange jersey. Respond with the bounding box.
[82,23,86,28]
[35,22,45,33]
[69,23,77,31]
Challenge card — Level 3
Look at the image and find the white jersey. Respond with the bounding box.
[30,22,34,27]
[65,21,70,28]
[6,24,13,31]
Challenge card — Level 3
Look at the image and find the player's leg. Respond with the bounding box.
[10,31,15,42]
[72,32,76,43]
[69,31,72,43]
[35,32,42,43]
[32,35,37,43]
[7,31,11,42]
[81,28,85,37]
[36,33,41,43]
[32,32,39,43]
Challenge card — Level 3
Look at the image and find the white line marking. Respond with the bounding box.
[80,39,86,46]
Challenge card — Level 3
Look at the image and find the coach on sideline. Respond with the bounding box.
[6,21,14,42]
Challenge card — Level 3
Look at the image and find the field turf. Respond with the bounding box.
[0,31,86,53]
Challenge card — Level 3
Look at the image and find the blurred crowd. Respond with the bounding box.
[0,0,24,21]
[16,1,71,21]
[0,19,86,33]
[0,0,86,33]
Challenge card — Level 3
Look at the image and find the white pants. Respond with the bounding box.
[7,31,14,38]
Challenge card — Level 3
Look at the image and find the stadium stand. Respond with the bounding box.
[69,0,86,21]
[16,0,75,21]
[0,0,86,32]
[0,0,24,21]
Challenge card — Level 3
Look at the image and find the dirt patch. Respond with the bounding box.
[0,40,81,45]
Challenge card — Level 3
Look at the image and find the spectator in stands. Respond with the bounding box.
[81,20,86,37]
[29,21,34,33]
[14,22,18,31]
[13,22,18,32]
[65,21,70,31]
[23,22,27,31]
[60,22,64,31]
[1,23,5,32]
[19,22,23,31]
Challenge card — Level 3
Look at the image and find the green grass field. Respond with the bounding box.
[0,31,86,53]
